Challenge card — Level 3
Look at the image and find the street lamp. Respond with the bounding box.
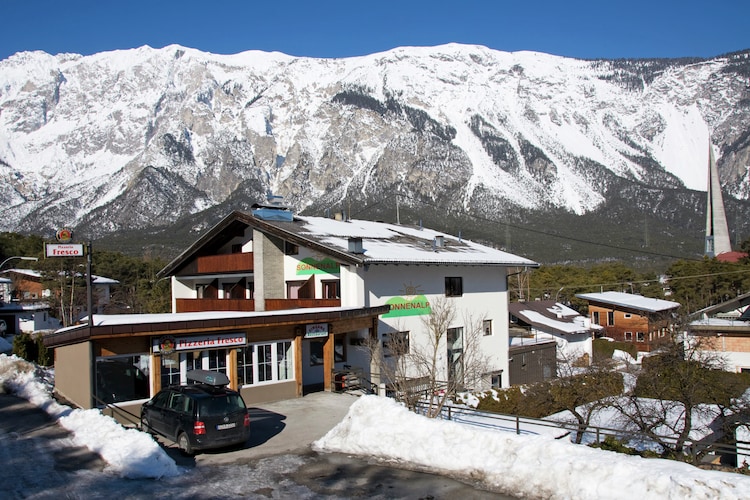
[0,256,38,271]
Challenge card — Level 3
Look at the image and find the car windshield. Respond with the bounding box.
[198,394,245,417]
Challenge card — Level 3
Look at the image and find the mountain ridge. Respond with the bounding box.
[1,43,749,263]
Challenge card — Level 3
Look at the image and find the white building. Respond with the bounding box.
[161,206,538,391]
[509,300,601,364]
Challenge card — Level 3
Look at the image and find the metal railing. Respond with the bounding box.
[92,394,142,428]
[413,401,750,467]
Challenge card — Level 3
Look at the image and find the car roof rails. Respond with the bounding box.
[186,369,230,387]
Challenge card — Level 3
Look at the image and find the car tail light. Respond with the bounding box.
[243,414,250,427]
[194,421,206,435]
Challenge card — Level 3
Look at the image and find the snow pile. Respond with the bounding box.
[314,395,750,500]
[0,354,179,479]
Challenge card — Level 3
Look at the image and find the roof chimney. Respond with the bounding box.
[348,237,364,254]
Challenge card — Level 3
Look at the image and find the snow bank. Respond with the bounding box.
[314,395,750,500]
[0,354,179,479]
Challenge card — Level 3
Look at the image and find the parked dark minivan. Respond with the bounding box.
[140,370,250,455]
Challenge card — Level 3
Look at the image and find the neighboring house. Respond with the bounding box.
[575,292,680,353]
[0,272,63,336]
[687,292,750,373]
[509,300,601,364]
[507,333,557,386]
[0,276,10,304]
[2,268,118,314]
[44,204,537,416]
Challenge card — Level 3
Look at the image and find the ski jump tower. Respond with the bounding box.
[705,144,732,258]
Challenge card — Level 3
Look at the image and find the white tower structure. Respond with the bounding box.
[705,144,732,257]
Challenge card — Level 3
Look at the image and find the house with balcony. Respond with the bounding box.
[44,203,537,417]
[509,300,601,365]
[575,291,680,353]
[160,204,538,392]
[687,291,750,373]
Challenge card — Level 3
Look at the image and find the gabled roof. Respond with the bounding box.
[575,291,680,313]
[159,210,538,276]
[509,300,602,336]
[690,291,750,319]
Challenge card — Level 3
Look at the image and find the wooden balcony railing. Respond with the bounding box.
[175,297,341,313]
[176,298,255,313]
[195,253,253,274]
[265,298,341,310]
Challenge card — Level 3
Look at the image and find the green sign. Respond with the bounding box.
[296,257,340,275]
[383,295,432,318]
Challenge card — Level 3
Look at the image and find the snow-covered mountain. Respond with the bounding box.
[1,44,749,259]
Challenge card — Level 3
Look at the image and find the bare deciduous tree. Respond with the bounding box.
[366,297,492,418]
[612,334,744,460]
[550,354,624,443]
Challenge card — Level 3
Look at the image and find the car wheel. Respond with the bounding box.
[141,416,153,434]
[177,432,194,456]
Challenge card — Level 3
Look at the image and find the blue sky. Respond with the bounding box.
[1,0,748,61]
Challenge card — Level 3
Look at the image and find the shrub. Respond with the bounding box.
[12,333,51,367]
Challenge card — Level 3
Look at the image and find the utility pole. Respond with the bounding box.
[87,241,93,328]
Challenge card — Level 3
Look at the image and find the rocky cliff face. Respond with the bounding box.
[1,44,749,261]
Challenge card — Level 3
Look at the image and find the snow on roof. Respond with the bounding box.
[4,268,119,284]
[53,306,369,331]
[510,301,602,335]
[517,310,593,334]
[293,215,538,267]
[575,291,680,312]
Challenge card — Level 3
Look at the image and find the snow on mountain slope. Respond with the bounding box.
[0,43,748,236]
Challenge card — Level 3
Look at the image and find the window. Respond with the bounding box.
[592,311,600,325]
[447,327,464,383]
[483,319,493,336]
[322,280,340,299]
[95,354,150,405]
[238,341,293,386]
[160,352,180,388]
[490,371,502,389]
[636,332,645,342]
[624,313,632,319]
[607,311,614,326]
[445,277,463,297]
[310,340,324,366]
[624,332,632,341]
[285,241,299,255]
[383,331,410,357]
[287,281,306,299]
[308,337,346,365]
[334,337,346,363]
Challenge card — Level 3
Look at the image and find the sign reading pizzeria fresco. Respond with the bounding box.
[45,243,85,257]
[296,257,340,275]
[152,332,247,353]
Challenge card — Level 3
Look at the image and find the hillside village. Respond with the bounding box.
[1,192,749,476]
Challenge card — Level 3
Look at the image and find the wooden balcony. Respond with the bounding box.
[176,298,255,313]
[175,297,341,313]
[265,298,341,310]
[195,253,253,274]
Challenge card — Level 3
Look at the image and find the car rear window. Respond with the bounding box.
[198,394,246,417]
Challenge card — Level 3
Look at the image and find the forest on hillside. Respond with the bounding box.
[1,232,748,322]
